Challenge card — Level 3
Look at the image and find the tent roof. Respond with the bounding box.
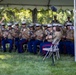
[0,0,74,9]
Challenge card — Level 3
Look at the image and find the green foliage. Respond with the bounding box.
[0,7,73,25]
[37,9,52,24]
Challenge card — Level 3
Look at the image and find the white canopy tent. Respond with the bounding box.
[0,0,76,62]
[0,0,74,10]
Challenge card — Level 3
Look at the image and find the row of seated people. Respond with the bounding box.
[0,16,74,56]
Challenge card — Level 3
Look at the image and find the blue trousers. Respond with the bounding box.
[40,42,52,55]
[59,40,67,54]
[18,39,28,53]
[64,40,74,56]
[33,40,43,54]
[14,38,20,51]
[2,38,13,52]
[28,39,35,53]
[28,39,43,54]
[58,40,74,56]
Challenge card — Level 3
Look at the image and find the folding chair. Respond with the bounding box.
[43,40,60,61]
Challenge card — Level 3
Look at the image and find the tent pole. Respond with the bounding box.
[74,0,76,62]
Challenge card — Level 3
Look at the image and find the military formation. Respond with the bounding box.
[0,16,74,56]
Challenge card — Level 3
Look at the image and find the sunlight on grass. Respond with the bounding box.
[0,55,12,59]
[0,52,76,75]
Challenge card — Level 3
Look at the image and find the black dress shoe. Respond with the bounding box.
[9,50,12,53]
[4,50,7,52]
[34,53,37,55]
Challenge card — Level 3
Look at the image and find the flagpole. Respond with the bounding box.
[74,0,76,62]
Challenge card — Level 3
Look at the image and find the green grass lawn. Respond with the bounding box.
[0,52,76,75]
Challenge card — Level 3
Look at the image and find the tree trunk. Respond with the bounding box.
[32,8,37,23]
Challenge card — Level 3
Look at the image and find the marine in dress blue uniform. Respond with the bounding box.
[64,22,74,56]
[40,24,53,55]
[1,23,14,52]
[18,21,29,53]
[13,22,20,52]
[27,23,35,53]
[28,23,43,54]
[59,16,74,55]
[0,23,6,48]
